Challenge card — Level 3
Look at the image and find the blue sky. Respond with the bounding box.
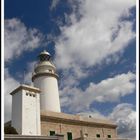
[4,0,137,139]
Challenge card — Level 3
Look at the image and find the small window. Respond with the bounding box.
[33,95,36,97]
[50,131,55,136]
[96,134,100,138]
[108,135,111,138]
[67,132,72,140]
[30,94,32,96]
[26,93,28,96]
[49,69,52,72]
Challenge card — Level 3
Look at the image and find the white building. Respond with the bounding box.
[10,85,41,135]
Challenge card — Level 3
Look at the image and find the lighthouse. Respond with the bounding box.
[32,50,61,112]
[8,50,118,140]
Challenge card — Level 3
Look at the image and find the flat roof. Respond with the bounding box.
[41,111,117,128]
[10,84,41,95]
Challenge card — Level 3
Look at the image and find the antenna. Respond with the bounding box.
[23,68,26,84]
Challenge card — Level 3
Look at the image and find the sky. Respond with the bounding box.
[4,0,137,139]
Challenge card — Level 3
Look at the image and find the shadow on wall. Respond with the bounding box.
[4,125,18,134]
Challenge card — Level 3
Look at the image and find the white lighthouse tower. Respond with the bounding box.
[32,50,61,112]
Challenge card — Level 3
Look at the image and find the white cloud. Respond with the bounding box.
[4,68,19,122]
[4,18,43,62]
[54,0,135,77]
[60,72,135,112]
[109,103,136,139]
[50,0,60,10]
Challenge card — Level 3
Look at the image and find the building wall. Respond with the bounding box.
[22,90,41,135]
[11,86,41,135]
[41,120,117,140]
[11,91,23,134]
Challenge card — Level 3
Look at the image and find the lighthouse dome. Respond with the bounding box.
[34,50,56,74]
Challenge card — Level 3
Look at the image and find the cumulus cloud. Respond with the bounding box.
[4,18,43,62]
[54,0,135,77]
[60,72,135,112]
[4,68,19,122]
[109,103,136,139]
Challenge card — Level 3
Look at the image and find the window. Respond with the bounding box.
[107,135,111,138]
[26,93,28,96]
[67,132,72,140]
[33,94,36,97]
[50,131,55,136]
[96,134,100,138]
